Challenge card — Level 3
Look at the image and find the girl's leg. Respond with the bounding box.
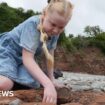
[0,75,14,90]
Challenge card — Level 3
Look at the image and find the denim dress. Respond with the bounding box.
[0,15,59,88]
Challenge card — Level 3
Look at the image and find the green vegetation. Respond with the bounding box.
[58,26,105,54]
[0,2,40,33]
[0,2,105,54]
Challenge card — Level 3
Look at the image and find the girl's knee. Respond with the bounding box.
[0,75,14,90]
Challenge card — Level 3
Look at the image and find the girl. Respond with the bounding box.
[0,0,73,104]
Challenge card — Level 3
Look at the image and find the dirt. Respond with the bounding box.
[0,46,105,105]
[55,46,105,75]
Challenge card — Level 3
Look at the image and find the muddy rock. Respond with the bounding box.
[57,87,72,104]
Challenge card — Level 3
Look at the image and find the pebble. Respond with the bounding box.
[9,98,23,105]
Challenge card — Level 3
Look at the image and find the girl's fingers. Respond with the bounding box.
[43,94,47,103]
[43,96,56,104]
[46,96,50,103]
[49,97,53,103]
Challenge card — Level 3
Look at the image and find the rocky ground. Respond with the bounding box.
[1,85,105,105]
[0,47,105,105]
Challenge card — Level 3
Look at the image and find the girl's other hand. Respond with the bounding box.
[43,83,57,105]
[52,79,66,89]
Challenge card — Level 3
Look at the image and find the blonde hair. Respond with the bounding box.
[44,0,73,19]
[39,0,73,71]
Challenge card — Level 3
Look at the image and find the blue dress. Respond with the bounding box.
[0,15,59,88]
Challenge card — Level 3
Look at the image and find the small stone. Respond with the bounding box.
[9,98,23,105]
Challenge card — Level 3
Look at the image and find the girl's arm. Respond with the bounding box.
[22,48,57,104]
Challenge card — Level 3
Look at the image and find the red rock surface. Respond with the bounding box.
[0,89,105,105]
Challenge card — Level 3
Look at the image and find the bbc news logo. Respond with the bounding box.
[0,91,14,97]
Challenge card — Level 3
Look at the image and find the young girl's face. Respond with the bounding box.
[42,11,70,36]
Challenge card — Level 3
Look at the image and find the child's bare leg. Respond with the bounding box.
[0,75,14,90]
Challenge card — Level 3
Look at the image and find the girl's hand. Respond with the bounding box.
[52,79,66,89]
[43,84,57,105]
